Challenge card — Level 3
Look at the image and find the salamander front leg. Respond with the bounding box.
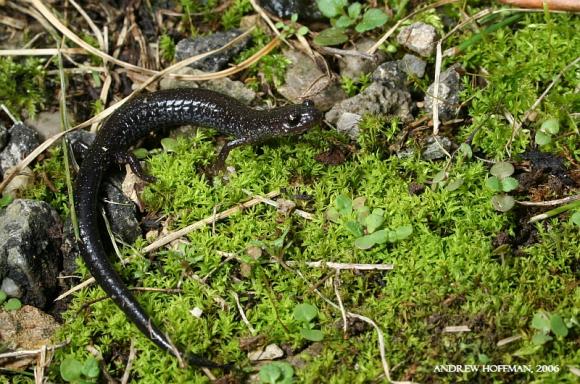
[114,151,157,183]
[213,138,253,172]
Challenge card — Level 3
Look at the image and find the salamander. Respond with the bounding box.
[73,88,322,368]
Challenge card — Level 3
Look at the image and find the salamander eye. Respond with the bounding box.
[288,113,301,126]
[302,99,314,108]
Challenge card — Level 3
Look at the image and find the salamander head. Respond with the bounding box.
[266,99,322,136]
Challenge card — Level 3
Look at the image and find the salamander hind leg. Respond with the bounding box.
[114,151,157,183]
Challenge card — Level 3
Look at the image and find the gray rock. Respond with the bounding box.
[424,64,463,121]
[0,199,62,308]
[258,0,323,21]
[422,136,453,161]
[397,22,438,57]
[399,54,426,78]
[336,112,362,140]
[175,29,251,73]
[0,124,7,150]
[26,111,64,141]
[325,83,412,134]
[0,123,41,176]
[160,67,256,105]
[102,176,140,244]
[1,277,21,298]
[278,49,347,111]
[339,38,386,79]
[372,60,407,89]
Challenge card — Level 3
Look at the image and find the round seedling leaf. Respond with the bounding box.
[535,131,552,146]
[297,26,309,36]
[313,27,349,46]
[345,220,364,237]
[485,176,502,192]
[490,162,514,178]
[300,328,324,341]
[348,2,362,19]
[60,358,83,382]
[0,195,13,208]
[571,211,580,226]
[532,333,552,345]
[445,178,464,192]
[354,234,378,249]
[335,194,352,215]
[541,118,559,135]
[132,148,149,159]
[0,290,6,305]
[531,312,551,333]
[355,8,388,33]
[491,194,515,212]
[335,15,355,28]
[325,207,341,223]
[501,177,519,192]
[160,137,178,153]
[316,0,347,18]
[364,213,384,233]
[82,357,100,379]
[432,170,447,184]
[352,196,366,210]
[549,314,568,338]
[293,303,318,323]
[459,143,472,159]
[259,364,282,383]
[3,298,21,311]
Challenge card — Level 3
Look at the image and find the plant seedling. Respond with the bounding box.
[259,361,294,384]
[60,356,100,383]
[275,13,309,40]
[535,118,559,146]
[293,303,324,342]
[485,162,519,212]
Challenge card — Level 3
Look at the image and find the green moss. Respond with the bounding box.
[50,125,578,382]
[221,0,252,29]
[459,13,580,160]
[0,57,46,118]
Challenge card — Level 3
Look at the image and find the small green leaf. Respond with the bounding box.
[532,333,552,345]
[393,225,413,241]
[501,177,519,192]
[316,0,347,18]
[459,143,472,159]
[513,344,542,356]
[132,148,149,159]
[344,220,364,237]
[491,194,515,212]
[371,229,389,244]
[446,178,464,191]
[3,298,21,311]
[335,194,352,215]
[291,13,298,23]
[432,170,447,184]
[160,137,178,153]
[364,213,384,233]
[313,27,349,46]
[0,195,13,208]
[549,314,568,337]
[275,21,285,29]
[571,211,580,226]
[60,358,83,382]
[300,328,324,341]
[485,176,502,192]
[531,312,551,333]
[490,162,514,178]
[535,131,552,146]
[293,303,318,323]
[356,206,370,224]
[335,15,355,28]
[0,291,7,304]
[354,234,378,249]
[325,207,341,223]
[82,357,100,378]
[352,196,366,210]
[259,364,282,383]
[541,118,559,135]
[355,8,388,33]
[297,26,309,36]
[348,2,362,19]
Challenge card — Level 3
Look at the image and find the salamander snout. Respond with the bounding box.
[279,99,322,134]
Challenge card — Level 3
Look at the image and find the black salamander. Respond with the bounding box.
[73,88,322,368]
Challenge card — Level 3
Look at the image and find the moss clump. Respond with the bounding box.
[0,57,46,118]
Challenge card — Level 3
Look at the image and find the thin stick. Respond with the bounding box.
[283,261,395,271]
[233,292,256,335]
[333,271,348,335]
[242,189,314,220]
[120,339,137,384]
[517,194,579,207]
[54,277,96,301]
[143,191,280,253]
[0,48,85,56]
[0,342,68,360]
